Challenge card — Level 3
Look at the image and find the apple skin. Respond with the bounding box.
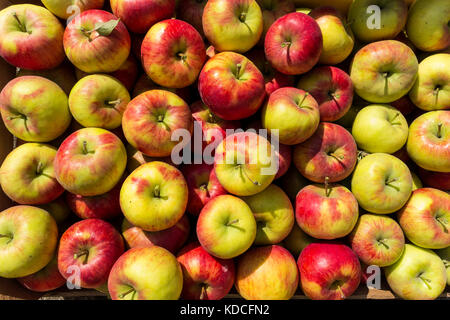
[203,0,263,53]
[256,0,296,46]
[176,0,207,37]
[0,206,58,278]
[55,128,127,197]
[283,224,315,258]
[122,90,193,157]
[108,246,183,300]
[435,247,450,286]
[293,122,357,183]
[397,188,450,249]
[141,19,206,89]
[298,242,361,300]
[121,215,190,254]
[265,12,322,75]
[235,245,299,300]
[41,0,104,19]
[275,143,292,179]
[297,66,353,122]
[0,4,65,70]
[198,52,266,121]
[350,40,418,103]
[110,0,175,34]
[0,76,71,142]
[0,143,63,205]
[384,244,447,300]
[63,10,131,73]
[197,195,257,259]
[349,214,405,267]
[418,168,450,191]
[177,242,235,300]
[406,111,450,173]
[406,0,450,52]
[409,54,450,111]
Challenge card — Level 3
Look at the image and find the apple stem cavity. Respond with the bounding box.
[118,287,136,299]
[226,219,239,226]
[200,284,208,300]
[235,63,242,79]
[328,152,345,164]
[177,52,187,63]
[390,113,401,126]
[74,249,89,264]
[296,93,309,109]
[35,162,43,175]
[377,239,390,249]
[418,274,432,290]
[0,234,12,243]
[106,99,121,109]
[435,216,448,233]
[385,178,400,192]
[239,12,247,22]
[238,164,261,186]
[82,141,93,155]
[433,86,441,107]
[436,123,442,139]
[153,184,161,198]
[12,12,31,34]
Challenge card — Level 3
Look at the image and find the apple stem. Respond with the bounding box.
[106,99,121,109]
[12,12,30,34]
[418,275,432,290]
[443,259,449,268]
[436,217,448,233]
[0,234,11,240]
[324,176,332,197]
[239,12,247,22]
[433,86,440,107]
[385,178,400,192]
[226,219,239,226]
[82,141,90,155]
[118,287,136,299]
[200,284,207,300]
[329,152,344,164]
[436,123,442,139]
[390,113,401,125]
[74,249,89,264]
[336,284,346,299]
[153,185,161,198]
[296,92,309,108]
[208,112,217,124]
[239,165,261,186]
[235,63,242,79]
[281,41,291,48]
[377,239,390,249]
[36,162,43,175]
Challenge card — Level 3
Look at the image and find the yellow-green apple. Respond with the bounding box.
[296,7,311,14]
[411,172,423,191]
[235,245,298,300]
[182,163,228,216]
[350,40,418,103]
[297,66,353,122]
[242,184,294,245]
[121,215,190,253]
[38,197,71,226]
[41,0,104,19]
[132,73,193,102]
[122,90,193,157]
[384,244,447,300]
[418,167,450,191]
[261,87,320,145]
[0,143,63,205]
[197,195,256,259]
[348,0,407,42]
[409,54,450,111]
[214,132,276,196]
[176,0,207,37]
[125,143,174,172]
[352,104,409,154]
[256,0,296,46]
[54,128,127,196]
[397,188,450,249]
[203,0,263,53]
[349,214,405,267]
[279,165,310,201]
[0,76,71,142]
[177,242,235,300]
[274,143,291,179]
[309,6,354,65]
[296,182,358,239]
[435,247,450,286]
[111,0,175,34]
[0,205,58,278]
[351,153,413,214]
[265,12,322,75]
[120,161,188,231]
[283,224,315,257]
[108,246,183,300]
[69,75,130,130]
[406,111,450,172]
[58,219,124,289]
[297,242,361,300]
[406,0,450,52]
[0,4,65,70]
[293,122,357,183]
[63,10,131,73]
[293,0,352,15]
[198,52,265,120]
[141,19,206,89]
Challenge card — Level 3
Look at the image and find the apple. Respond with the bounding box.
[283,224,315,258]
[279,165,310,201]
[352,104,409,154]
[351,153,413,214]
[63,10,131,73]
[409,53,450,111]
[108,246,183,300]
[274,143,291,179]
[298,242,361,300]
[69,74,130,130]
[121,215,190,254]
[384,244,447,300]
[110,0,175,34]
[397,188,450,249]
[125,143,174,172]
[122,89,193,157]
[0,4,65,70]
[141,19,206,89]
[309,6,354,65]
[0,76,71,142]
[197,195,256,259]
[418,168,450,191]
[203,0,263,53]
[407,111,450,172]
[411,172,423,191]
[261,87,320,145]
[265,12,322,75]
[406,0,450,52]
[293,122,357,183]
[176,0,207,37]
[177,242,235,300]
[0,143,63,205]
[297,66,353,122]
[235,245,298,300]
[54,127,127,197]
[120,161,188,232]
[41,0,104,19]
[242,184,294,245]
[256,0,296,46]
[350,40,418,103]
[435,247,450,286]
[198,52,265,121]
[0,205,58,278]
[38,197,71,226]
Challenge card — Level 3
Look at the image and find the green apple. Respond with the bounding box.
[435,247,450,286]
[283,223,315,258]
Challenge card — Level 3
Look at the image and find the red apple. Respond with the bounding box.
[417,168,450,191]
[176,0,207,37]
[256,0,296,46]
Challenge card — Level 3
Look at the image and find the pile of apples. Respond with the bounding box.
[0,0,448,301]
